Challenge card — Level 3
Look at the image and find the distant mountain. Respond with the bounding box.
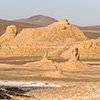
[79,25,100,39]
[80,25,100,31]
[0,19,40,36]
[14,15,58,26]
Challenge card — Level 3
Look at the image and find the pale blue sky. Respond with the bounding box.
[0,0,100,26]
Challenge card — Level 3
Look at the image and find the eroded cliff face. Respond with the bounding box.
[0,19,88,57]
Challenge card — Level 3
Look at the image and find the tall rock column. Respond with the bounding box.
[70,48,80,61]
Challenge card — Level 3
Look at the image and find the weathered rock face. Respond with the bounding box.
[0,20,88,57]
[0,25,17,45]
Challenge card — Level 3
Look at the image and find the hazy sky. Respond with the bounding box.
[0,0,100,26]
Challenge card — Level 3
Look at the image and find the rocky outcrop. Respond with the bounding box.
[0,88,23,99]
[0,20,88,57]
[58,48,91,71]
[70,48,80,61]
[0,25,17,45]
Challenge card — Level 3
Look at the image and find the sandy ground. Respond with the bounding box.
[0,56,100,99]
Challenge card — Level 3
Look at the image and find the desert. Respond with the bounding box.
[0,15,100,100]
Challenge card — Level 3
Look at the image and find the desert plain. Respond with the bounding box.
[0,17,100,99]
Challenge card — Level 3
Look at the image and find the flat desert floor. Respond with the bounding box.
[0,56,100,99]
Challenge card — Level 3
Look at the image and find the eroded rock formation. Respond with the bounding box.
[58,48,92,71]
[70,48,80,61]
[0,25,17,45]
[0,20,88,57]
[24,51,53,66]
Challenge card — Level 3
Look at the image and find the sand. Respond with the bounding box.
[25,82,100,100]
[0,55,100,99]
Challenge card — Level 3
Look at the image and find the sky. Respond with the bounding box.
[0,0,100,26]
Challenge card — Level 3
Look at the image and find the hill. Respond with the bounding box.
[79,25,100,39]
[0,19,40,36]
[0,19,88,57]
[80,25,100,31]
[14,15,58,26]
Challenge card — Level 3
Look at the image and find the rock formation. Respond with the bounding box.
[0,25,17,45]
[58,48,91,71]
[70,48,80,61]
[24,51,53,66]
[0,19,88,57]
[0,20,100,58]
[40,51,50,62]
[0,88,23,99]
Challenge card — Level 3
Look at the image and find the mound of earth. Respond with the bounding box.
[0,19,87,57]
[40,70,68,78]
[58,60,90,71]
[0,25,17,45]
